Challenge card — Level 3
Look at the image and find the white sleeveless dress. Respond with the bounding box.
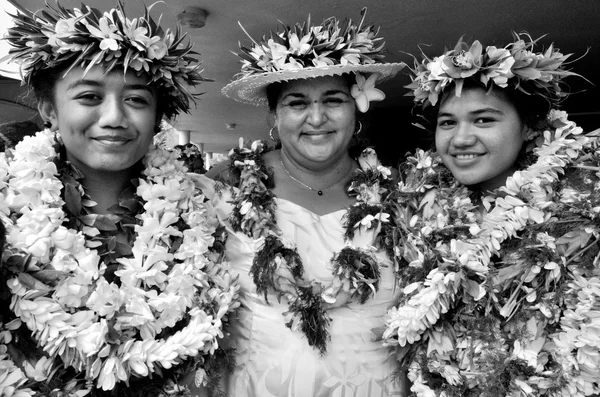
[196,175,403,397]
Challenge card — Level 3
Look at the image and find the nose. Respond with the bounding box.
[306,101,327,126]
[98,95,129,129]
[451,122,476,147]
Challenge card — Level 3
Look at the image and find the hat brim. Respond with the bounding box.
[222,62,405,106]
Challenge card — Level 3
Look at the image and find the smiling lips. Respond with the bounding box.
[94,135,132,144]
[302,130,332,135]
[454,153,482,160]
[451,153,486,165]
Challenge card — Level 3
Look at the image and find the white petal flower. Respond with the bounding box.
[350,73,385,112]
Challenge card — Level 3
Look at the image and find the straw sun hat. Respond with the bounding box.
[222,8,405,107]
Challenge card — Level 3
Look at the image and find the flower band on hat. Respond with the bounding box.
[2,0,208,119]
[221,8,405,109]
[406,32,583,109]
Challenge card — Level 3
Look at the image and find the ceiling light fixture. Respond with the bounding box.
[177,7,208,29]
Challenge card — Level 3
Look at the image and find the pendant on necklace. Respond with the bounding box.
[318,190,323,196]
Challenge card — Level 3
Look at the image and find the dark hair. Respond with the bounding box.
[265,82,283,112]
[28,67,167,123]
[28,68,62,105]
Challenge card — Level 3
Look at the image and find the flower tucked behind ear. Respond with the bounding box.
[351,73,385,112]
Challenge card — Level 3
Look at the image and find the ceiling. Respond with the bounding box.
[5,0,600,155]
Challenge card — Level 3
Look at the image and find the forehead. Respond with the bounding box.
[57,65,152,88]
[279,75,351,96]
[439,86,516,113]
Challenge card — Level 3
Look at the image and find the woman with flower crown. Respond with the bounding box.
[381,33,600,396]
[188,8,409,397]
[0,1,240,396]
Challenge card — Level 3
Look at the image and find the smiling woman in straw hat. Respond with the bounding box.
[0,1,240,396]
[190,8,409,397]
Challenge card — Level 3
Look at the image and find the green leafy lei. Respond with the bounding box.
[222,140,396,354]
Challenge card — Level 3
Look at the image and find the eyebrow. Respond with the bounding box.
[67,79,153,94]
[280,89,350,100]
[437,107,505,118]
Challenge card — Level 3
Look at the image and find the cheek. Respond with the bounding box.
[142,114,157,134]
[434,132,448,152]
[56,105,95,129]
[339,107,356,127]
[130,107,158,133]
[275,113,302,134]
[342,116,356,135]
[504,140,524,162]
[499,127,526,157]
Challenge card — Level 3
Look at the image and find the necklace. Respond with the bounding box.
[279,154,352,196]
[227,141,395,354]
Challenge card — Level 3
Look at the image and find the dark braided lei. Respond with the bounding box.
[223,139,398,354]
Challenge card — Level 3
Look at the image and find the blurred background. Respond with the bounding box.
[1,0,599,167]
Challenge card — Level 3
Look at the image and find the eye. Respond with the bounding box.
[285,100,309,110]
[474,117,496,125]
[75,92,102,104]
[437,119,455,128]
[126,95,151,107]
[324,97,347,107]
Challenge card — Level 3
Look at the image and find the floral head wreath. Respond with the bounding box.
[2,0,208,119]
[221,8,405,111]
[406,32,582,110]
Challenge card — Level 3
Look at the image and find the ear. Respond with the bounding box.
[268,111,277,128]
[521,124,533,142]
[38,101,58,131]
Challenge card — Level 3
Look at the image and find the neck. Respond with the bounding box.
[80,167,137,214]
[475,166,519,195]
[279,149,354,192]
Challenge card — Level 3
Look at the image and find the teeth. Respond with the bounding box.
[455,154,478,160]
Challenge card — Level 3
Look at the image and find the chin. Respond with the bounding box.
[93,162,138,173]
[453,173,485,187]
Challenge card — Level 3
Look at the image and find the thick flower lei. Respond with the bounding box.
[175,143,206,174]
[383,111,600,396]
[406,32,581,108]
[222,140,395,355]
[0,129,240,396]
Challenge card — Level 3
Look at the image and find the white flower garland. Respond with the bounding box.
[0,129,240,394]
[383,112,600,396]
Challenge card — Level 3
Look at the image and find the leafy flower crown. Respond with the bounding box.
[406,32,581,108]
[2,1,207,119]
[234,8,386,77]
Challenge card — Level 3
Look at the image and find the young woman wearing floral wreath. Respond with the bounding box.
[191,9,408,397]
[382,33,600,396]
[0,1,240,396]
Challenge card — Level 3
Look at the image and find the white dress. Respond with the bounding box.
[196,175,403,397]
